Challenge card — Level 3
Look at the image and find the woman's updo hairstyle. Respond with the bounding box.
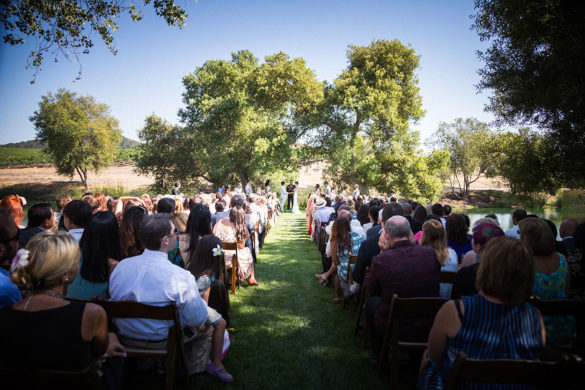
[11,231,80,291]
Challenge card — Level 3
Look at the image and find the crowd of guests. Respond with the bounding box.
[0,188,281,386]
[306,185,585,386]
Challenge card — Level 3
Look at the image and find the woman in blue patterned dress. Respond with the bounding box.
[316,216,363,302]
[519,217,575,344]
[420,236,545,388]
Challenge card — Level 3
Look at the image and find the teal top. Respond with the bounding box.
[532,253,575,344]
[66,258,109,301]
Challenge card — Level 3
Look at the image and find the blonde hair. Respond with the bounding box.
[173,211,190,233]
[476,236,534,304]
[11,231,80,292]
[346,199,355,213]
[420,219,450,266]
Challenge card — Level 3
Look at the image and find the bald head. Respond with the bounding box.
[384,215,411,239]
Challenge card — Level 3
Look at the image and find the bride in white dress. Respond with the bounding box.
[292,181,300,214]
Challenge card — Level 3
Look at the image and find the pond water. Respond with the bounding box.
[460,207,585,239]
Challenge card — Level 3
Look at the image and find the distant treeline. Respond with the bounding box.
[1,136,141,150]
[0,147,140,167]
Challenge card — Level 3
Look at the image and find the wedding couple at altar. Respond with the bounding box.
[280,180,300,213]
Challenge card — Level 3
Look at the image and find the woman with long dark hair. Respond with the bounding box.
[186,204,213,268]
[66,211,122,300]
[445,214,472,262]
[119,206,147,259]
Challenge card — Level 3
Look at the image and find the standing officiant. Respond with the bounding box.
[286,180,296,210]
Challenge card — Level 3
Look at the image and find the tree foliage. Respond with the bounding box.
[30,89,122,188]
[473,0,585,185]
[1,0,190,81]
[429,118,493,198]
[314,40,444,202]
[137,50,323,190]
[487,129,561,196]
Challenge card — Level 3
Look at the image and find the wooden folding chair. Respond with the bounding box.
[439,271,457,284]
[446,351,584,390]
[378,294,447,390]
[0,364,100,390]
[222,241,240,295]
[354,267,369,337]
[528,296,585,317]
[92,300,190,390]
[343,254,359,311]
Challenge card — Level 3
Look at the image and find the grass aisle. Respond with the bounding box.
[196,212,387,389]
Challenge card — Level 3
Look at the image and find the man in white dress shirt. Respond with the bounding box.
[109,214,211,375]
[505,209,527,238]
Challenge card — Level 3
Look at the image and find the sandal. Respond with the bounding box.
[206,361,233,383]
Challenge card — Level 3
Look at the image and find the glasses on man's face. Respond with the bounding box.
[1,229,19,244]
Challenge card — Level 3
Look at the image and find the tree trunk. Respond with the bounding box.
[75,167,89,191]
[238,167,247,191]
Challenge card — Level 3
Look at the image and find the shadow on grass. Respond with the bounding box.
[194,213,417,389]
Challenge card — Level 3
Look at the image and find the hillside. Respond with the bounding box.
[1,136,141,149]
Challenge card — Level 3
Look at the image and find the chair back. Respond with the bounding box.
[379,294,448,390]
[0,364,100,390]
[445,351,584,390]
[91,300,189,390]
[346,254,358,284]
[528,296,585,316]
[439,271,457,284]
[222,241,240,294]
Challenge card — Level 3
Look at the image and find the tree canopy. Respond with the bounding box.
[138,50,323,190]
[30,89,122,188]
[473,0,585,185]
[312,39,444,202]
[1,0,190,81]
[429,118,494,198]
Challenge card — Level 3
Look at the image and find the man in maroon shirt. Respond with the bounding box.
[365,216,440,360]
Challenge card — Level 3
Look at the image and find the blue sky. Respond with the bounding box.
[0,0,493,145]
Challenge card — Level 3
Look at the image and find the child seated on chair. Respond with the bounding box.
[187,235,233,382]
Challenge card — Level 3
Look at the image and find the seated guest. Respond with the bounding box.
[0,209,21,306]
[171,211,190,267]
[352,203,404,286]
[431,203,445,226]
[451,223,504,298]
[67,211,121,300]
[119,206,148,259]
[317,215,363,301]
[420,220,458,298]
[519,217,575,345]
[187,234,232,381]
[420,237,544,386]
[445,214,472,262]
[0,231,125,372]
[213,207,259,286]
[212,200,226,227]
[356,203,370,227]
[365,216,440,359]
[109,214,211,376]
[505,209,527,239]
[185,204,213,268]
[63,200,93,242]
[157,197,176,214]
[460,218,502,268]
[313,197,335,226]
[413,204,428,230]
[18,202,55,248]
[0,195,25,228]
[403,203,422,234]
[567,222,585,298]
[362,205,379,232]
[55,195,71,230]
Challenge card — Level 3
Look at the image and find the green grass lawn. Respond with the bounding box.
[193,212,409,389]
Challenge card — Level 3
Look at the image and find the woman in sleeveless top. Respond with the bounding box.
[66,211,121,300]
[213,207,259,286]
[520,217,575,344]
[421,237,545,387]
[0,231,125,373]
[184,204,213,268]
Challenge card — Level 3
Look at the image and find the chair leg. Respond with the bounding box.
[166,337,177,390]
[354,285,366,335]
